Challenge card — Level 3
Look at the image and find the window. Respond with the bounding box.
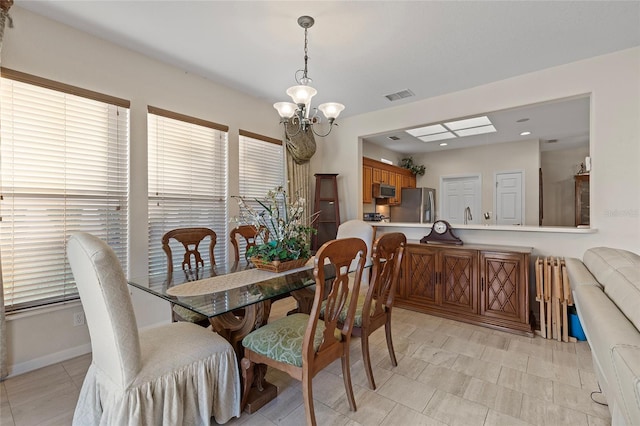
[0,69,130,312]
[238,130,285,199]
[148,107,228,275]
[237,130,284,257]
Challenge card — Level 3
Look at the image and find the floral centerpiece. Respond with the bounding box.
[233,186,319,272]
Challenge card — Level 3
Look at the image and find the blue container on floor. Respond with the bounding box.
[568,312,587,341]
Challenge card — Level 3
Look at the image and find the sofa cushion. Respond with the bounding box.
[565,257,602,290]
[583,247,640,286]
[573,285,640,399]
[603,266,640,332]
[612,345,640,426]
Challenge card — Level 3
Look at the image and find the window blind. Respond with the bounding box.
[237,131,284,257]
[1,75,130,312]
[148,108,228,275]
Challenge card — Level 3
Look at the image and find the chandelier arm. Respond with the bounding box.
[310,122,336,138]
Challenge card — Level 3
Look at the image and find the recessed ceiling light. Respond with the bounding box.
[439,142,448,146]
[520,131,531,136]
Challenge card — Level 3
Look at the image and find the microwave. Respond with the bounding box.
[372,183,396,199]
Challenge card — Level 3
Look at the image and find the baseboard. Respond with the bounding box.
[7,343,92,378]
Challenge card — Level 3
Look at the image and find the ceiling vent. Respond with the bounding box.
[546,139,558,143]
[384,89,414,102]
[387,135,401,141]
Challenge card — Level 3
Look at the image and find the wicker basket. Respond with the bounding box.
[250,257,309,273]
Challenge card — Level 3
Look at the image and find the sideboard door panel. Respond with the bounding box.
[480,252,526,323]
[440,250,478,314]
[406,246,438,306]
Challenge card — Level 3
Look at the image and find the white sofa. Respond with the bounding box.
[565,247,640,426]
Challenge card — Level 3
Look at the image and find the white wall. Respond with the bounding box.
[315,47,640,258]
[413,139,540,226]
[3,6,281,376]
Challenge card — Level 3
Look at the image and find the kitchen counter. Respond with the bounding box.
[376,222,597,234]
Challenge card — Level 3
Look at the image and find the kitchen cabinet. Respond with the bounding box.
[363,165,373,204]
[402,174,416,189]
[362,157,416,206]
[396,242,532,336]
[372,168,382,184]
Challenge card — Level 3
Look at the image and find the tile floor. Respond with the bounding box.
[1,297,611,425]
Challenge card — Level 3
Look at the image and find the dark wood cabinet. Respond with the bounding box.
[396,243,532,336]
[575,174,589,226]
[312,174,340,251]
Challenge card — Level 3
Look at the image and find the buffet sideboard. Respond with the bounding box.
[396,242,533,336]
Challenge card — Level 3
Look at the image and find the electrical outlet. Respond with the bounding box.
[73,311,85,327]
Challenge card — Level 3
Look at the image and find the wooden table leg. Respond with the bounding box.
[209,301,278,413]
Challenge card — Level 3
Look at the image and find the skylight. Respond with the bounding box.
[405,115,497,144]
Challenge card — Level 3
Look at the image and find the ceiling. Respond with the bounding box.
[16,1,640,153]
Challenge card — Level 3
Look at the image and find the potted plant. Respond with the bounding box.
[400,157,426,176]
[233,186,319,272]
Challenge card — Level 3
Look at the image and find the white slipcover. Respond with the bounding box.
[67,232,240,425]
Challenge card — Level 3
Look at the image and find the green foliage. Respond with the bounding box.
[400,157,426,176]
[233,186,319,262]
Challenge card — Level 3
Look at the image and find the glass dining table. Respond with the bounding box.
[128,261,323,353]
[129,259,370,413]
[129,260,326,412]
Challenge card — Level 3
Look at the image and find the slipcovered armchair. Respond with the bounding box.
[67,232,240,425]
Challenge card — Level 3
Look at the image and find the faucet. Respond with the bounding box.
[464,206,472,224]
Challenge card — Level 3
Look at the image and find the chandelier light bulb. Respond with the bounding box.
[286,85,317,106]
[318,103,345,120]
[273,102,297,119]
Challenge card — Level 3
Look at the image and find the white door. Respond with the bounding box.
[440,175,481,224]
[495,171,524,225]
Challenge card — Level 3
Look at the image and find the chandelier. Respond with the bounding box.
[274,16,345,138]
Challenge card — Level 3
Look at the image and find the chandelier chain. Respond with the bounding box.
[303,26,309,81]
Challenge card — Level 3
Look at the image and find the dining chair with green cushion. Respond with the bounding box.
[240,237,367,426]
[162,227,217,327]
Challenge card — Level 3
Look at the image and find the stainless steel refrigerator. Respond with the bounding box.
[389,187,436,223]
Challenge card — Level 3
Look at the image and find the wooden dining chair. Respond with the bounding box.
[162,227,217,326]
[230,224,269,265]
[291,219,375,315]
[348,232,406,390]
[240,237,367,425]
